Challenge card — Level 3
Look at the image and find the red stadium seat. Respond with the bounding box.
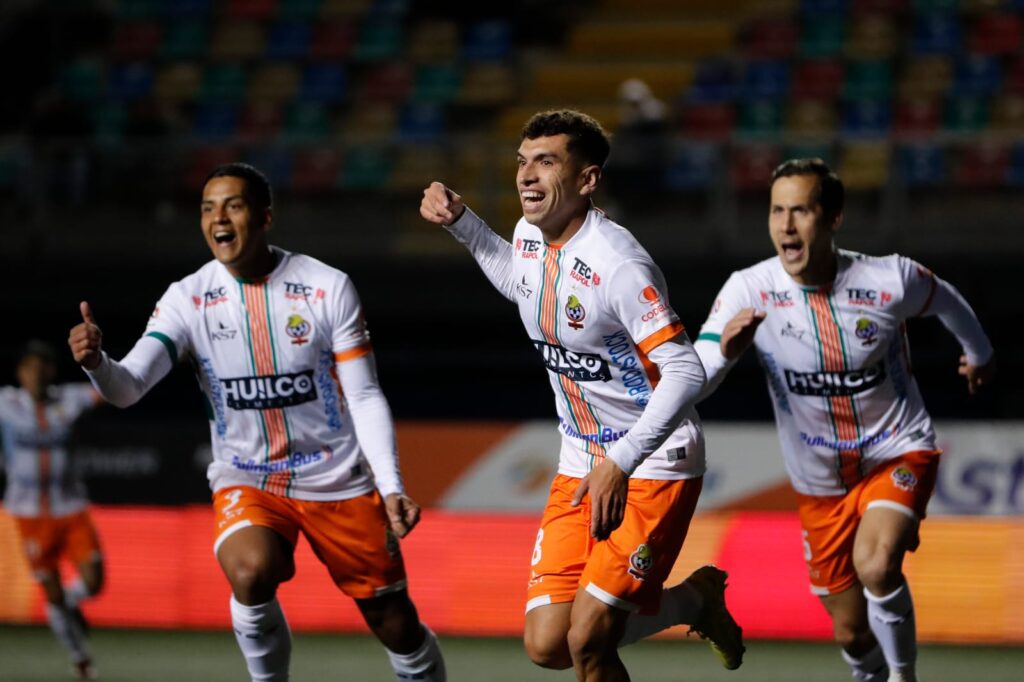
[239,102,284,142]
[310,22,355,61]
[112,22,162,60]
[742,16,798,59]
[791,60,845,99]
[291,148,342,193]
[894,98,941,136]
[954,143,1010,187]
[1005,57,1024,94]
[968,12,1023,56]
[731,146,782,191]
[226,0,278,20]
[682,103,735,140]
[358,63,413,103]
[183,146,239,191]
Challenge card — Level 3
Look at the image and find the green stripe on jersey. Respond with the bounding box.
[145,332,178,365]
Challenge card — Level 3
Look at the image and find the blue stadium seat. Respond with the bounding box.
[951,55,1003,97]
[741,60,790,100]
[911,13,961,54]
[108,63,154,100]
[93,103,126,143]
[899,144,946,187]
[60,60,104,102]
[366,0,410,19]
[398,102,445,143]
[841,99,891,136]
[664,142,719,190]
[245,147,293,187]
[843,60,892,100]
[462,20,512,61]
[266,21,311,59]
[687,59,737,103]
[193,104,240,141]
[298,65,347,103]
[1006,144,1024,186]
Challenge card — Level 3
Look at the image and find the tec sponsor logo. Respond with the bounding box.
[221,370,317,410]
[570,257,600,287]
[532,340,611,382]
[516,237,542,259]
[284,281,326,301]
[760,290,794,308]
[193,287,229,310]
[638,285,670,323]
[847,288,893,306]
[565,295,586,330]
[785,361,886,397]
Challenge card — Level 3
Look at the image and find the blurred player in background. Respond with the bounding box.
[67,163,445,682]
[1,340,104,679]
[421,109,743,681]
[694,158,996,682]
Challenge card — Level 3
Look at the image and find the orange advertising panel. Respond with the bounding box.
[2,508,1022,643]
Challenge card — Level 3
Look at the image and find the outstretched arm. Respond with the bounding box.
[694,307,765,401]
[69,302,174,408]
[420,181,517,301]
[923,276,996,395]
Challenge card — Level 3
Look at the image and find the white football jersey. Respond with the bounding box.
[144,247,378,500]
[453,208,705,480]
[697,250,946,495]
[0,384,96,517]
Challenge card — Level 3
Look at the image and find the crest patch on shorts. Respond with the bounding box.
[628,543,653,581]
[891,466,918,491]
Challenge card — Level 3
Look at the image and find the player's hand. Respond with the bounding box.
[420,181,465,227]
[69,301,103,370]
[384,493,421,539]
[721,307,766,360]
[573,458,629,541]
[958,353,996,395]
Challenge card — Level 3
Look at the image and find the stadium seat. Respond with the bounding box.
[843,60,892,99]
[93,103,125,143]
[568,21,734,59]
[841,98,891,136]
[353,21,403,61]
[1006,57,1024,94]
[663,142,719,191]
[247,64,301,103]
[1006,144,1024,185]
[852,0,908,13]
[340,145,393,189]
[898,56,952,98]
[154,63,203,102]
[687,59,737,104]
[462,20,512,61]
[741,60,790,100]
[741,16,798,59]
[407,20,459,63]
[912,0,959,9]
[911,13,961,54]
[291,147,341,193]
[459,64,517,106]
[738,100,784,136]
[359,63,412,103]
[165,0,212,17]
[108,63,154,100]
[799,14,845,58]
[899,143,947,187]
[266,21,312,60]
[681,103,735,140]
[284,103,332,142]
[787,99,838,135]
[320,0,372,18]
[844,13,898,59]
[968,12,1022,56]
[951,55,1003,97]
[944,96,990,132]
[298,64,347,103]
[240,102,285,141]
[894,98,941,135]
[60,60,105,102]
[192,104,240,141]
[161,22,208,60]
[412,64,461,103]
[801,0,848,11]
[341,103,398,141]
[839,141,890,190]
[364,0,410,19]
[783,142,834,163]
[200,64,248,103]
[791,60,845,100]
[278,0,322,18]
[398,102,445,143]
[183,146,239,191]
[389,145,448,192]
[245,147,293,188]
[991,94,1024,132]
[117,0,162,18]
[226,0,279,20]
[210,23,266,61]
[731,145,782,191]
[112,22,162,61]
[310,22,355,60]
[954,143,1010,187]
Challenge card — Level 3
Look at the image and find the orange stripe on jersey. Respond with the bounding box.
[807,291,862,489]
[243,283,291,496]
[34,403,50,516]
[334,344,372,363]
[636,321,685,355]
[635,345,662,389]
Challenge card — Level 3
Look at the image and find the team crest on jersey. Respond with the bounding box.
[286,314,311,345]
[565,295,586,329]
[855,317,879,346]
[628,543,653,581]
[891,466,918,491]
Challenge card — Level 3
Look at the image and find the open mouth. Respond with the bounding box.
[780,242,803,258]
[521,190,544,207]
[213,230,236,245]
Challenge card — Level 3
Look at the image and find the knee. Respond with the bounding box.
[832,616,873,653]
[225,557,284,603]
[854,548,902,594]
[523,632,572,670]
[566,623,612,668]
[360,593,423,653]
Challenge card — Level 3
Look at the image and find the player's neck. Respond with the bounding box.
[541,209,588,246]
[794,250,838,288]
[229,247,277,282]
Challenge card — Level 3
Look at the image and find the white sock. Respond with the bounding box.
[619,581,703,646]
[46,602,90,664]
[385,625,446,681]
[64,577,91,609]
[230,596,292,682]
[864,581,917,680]
[842,645,888,681]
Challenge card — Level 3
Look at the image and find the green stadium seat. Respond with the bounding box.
[340,145,393,189]
[738,100,784,136]
[799,14,845,57]
[201,64,248,103]
[117,0,162,19]
[161,22,208,60]
[353,21,403,61]
[843,60,892,99]
[93,103,126,143]
[278,0,323,19]
[412,64,462,103]
[944,96,991,132]
[284,103,332,142]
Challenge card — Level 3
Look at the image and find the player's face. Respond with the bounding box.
[200,176,272,276]
[516,134,595,239]
[769,174,840,286]
[17,355,55,399]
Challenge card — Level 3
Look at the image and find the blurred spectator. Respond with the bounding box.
[605,78,670,195]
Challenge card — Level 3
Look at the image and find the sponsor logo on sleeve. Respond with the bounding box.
[638,285,670,322]
[565,295,586,330]
[532,340,611,381]
[603,329,651,407]
[220,370,317,409]
[785,361,886,397]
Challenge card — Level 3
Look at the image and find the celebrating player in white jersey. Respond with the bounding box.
[694,158,995,682]
[1,340,103,680]
[421,110,744,681]
[67,163,445,682]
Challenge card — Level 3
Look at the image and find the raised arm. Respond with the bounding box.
[693,273,763,401]
[420,181,517,301]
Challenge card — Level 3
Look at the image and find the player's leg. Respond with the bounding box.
[65,509,105,616]
[524,602,573,669]
[820,587,886,682]
[568,589,631,681]
[852,451,940,682]
[356,589,446,682]
[214,487,298,682]
[299,490,445,681]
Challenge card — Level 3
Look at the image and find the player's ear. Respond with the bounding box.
[829,211,843,235]
[579,164,601,197]
[262,207,274,233]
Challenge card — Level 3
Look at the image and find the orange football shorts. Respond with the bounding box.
[14,509,102,577]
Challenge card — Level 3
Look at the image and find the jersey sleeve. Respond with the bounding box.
[64,383,101,415]
[606,258,684,354]
[895,256,939,319]
[328,275,373,363]
[695,271,757,344]
[143,283,193,364]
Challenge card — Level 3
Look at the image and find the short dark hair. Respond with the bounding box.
[204,162,273,214]
[771,158,844,219]
[18,339,56,366]
[521,110,612,169]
